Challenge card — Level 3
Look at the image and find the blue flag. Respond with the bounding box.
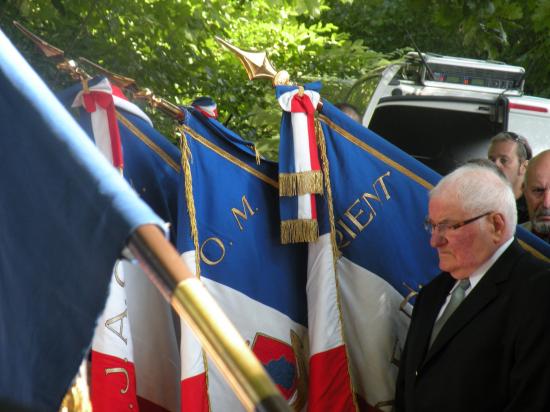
[0,30,163,411]
[316,99,550,410]
[177,107,309,411]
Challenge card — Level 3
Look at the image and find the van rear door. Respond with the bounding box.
[366,95,501,175]
[503,96,550,155]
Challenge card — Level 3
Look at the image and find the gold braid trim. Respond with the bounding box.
[178,126,201,278]
[316,120,340,261]
[315,119,359,410]
[279,170,323,196]
[177,125,212,410]
[280,219,319,244]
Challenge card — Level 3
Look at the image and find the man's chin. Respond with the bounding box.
[533,220,550,235]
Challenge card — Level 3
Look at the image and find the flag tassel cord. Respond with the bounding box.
[127,224,291,412]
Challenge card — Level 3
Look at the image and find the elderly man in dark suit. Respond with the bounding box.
[395,163,550,412]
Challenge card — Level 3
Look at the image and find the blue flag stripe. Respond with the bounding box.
[181,124,278,188]
[320,115,435,190]
[117,112,180,172]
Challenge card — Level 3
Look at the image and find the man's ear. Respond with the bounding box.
[489,212,506,242]
[520,159,529,177]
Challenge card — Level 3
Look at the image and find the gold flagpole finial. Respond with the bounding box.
[78,57,138,90]
[215,36,290,86]
[13,21,90,81]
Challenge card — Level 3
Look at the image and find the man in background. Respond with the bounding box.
[395,163,550,412]
[488,131,532,223]
[335,102,361,123]
[523,149,550,243]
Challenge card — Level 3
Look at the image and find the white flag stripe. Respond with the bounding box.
[307,233,344,355]
[92,261,135,360]
[112,94,152,126]
[201,276,308,412]
[338,256,411,405]
[179,250,206,383]
[125,260,180,411]
[89,107,114,164]
[290,112,313,172]
[297,193,313,220]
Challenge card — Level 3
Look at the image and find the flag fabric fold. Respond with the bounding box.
[177,107,309,411]
[57,77,182,412]
[0,29,163,412]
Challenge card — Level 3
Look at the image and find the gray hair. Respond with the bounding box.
[430,163,517,237]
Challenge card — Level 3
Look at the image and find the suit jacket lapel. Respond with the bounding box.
[421,240,525,368]
[412,275,455,370]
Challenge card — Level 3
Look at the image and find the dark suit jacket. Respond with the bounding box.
[395,240,550,412]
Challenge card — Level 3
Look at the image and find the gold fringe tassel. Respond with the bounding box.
[281,219,319,244]
[279,170,323,196]
[253,145,261,165]
[59,361,92,412]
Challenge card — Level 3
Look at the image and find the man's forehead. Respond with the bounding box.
[489,140,517,154]
[527,156,550,184]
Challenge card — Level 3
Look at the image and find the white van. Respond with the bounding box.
[362,52,550,174]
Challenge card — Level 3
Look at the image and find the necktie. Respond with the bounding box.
[429,278,471,347]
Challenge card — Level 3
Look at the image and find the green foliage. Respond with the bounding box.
[5,0,550,159]
[0,0,389,160]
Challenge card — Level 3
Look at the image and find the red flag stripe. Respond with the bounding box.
[91,351,139,412]
[181,373,210,412]
[308,345,355,411]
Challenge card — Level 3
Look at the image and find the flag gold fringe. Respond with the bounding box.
[281,219,319,244]
[315,119,359,410]
[178,125,212,407]
[279,170,323,196]
[59,361,92,412]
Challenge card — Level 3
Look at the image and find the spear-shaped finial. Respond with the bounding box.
[13,20,91,82]
[215,36,290,86]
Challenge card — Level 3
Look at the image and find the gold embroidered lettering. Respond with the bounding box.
[335,229,350,249]
[373,171,391,200]
[113,261,124,287]
[200,237,226,266]
[345,198,374,232]
[337,218,356,239]
[105,308,128,345]
[232,195,256,231]
[105,367,129,394]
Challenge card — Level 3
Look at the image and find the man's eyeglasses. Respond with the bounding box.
[424,211,493,235]
[504,132,533,161]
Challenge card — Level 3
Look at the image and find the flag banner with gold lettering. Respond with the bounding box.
[316,100,440,411]
[276,83,323,244]
[177,106,309,411]
[0,30,163,412]
[57,78,182,412]
[275,89,357,411]
[316,100,550,411]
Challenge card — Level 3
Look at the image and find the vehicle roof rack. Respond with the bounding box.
[405,52,525,94]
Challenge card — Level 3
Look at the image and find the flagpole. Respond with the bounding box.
[128,225,290,412]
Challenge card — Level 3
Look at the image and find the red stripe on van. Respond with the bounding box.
[509,102,548,113]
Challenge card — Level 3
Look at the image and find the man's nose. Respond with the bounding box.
[430,230,447,248]
[543,188,550,208]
